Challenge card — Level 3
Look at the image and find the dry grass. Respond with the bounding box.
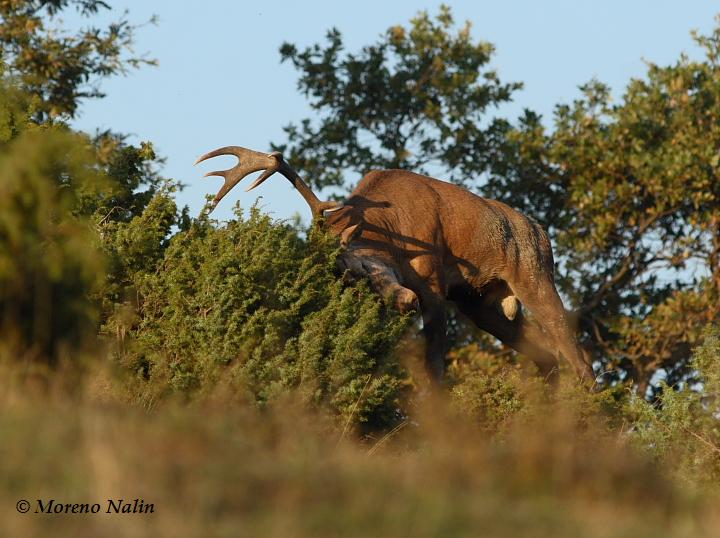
[1,362,719,538]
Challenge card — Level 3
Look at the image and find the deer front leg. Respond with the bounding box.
[419,296,447,382]
[343,254,446,381]
[350,257,420,314]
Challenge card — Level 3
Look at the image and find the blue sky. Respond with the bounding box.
[69,1,719,224]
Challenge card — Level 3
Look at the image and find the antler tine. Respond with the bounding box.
[194,146,280,210]
[195,145,344,218]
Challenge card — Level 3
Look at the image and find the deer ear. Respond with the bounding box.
[340,222,363,247]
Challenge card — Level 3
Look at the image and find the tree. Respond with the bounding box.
[0,0,155,121]
[0,1,183,316]
[0,78,106,364]
[0,1,166,231]
[275,5,520,190]
[0,2,172,364]
[485,24,720,394]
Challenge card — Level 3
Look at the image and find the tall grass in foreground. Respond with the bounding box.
[1,342,719,538]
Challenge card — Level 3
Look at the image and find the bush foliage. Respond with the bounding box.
[110,203,410,430]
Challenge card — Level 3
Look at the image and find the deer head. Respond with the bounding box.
[195,146,417,313]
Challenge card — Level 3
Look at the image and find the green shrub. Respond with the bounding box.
[447,343,527,432]
[113,205,411,432]
[629,325,720,491]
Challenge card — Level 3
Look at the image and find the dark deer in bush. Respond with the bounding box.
[195,146,594,385]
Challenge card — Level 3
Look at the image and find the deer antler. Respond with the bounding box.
[194,146,342,218]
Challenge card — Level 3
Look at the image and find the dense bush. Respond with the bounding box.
[630,326,720,490]
[107,202,411,432]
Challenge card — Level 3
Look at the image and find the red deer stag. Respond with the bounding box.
[195,146,594,385]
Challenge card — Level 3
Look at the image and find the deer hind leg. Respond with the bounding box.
[509,278,594,385]
[456,298,559,382]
